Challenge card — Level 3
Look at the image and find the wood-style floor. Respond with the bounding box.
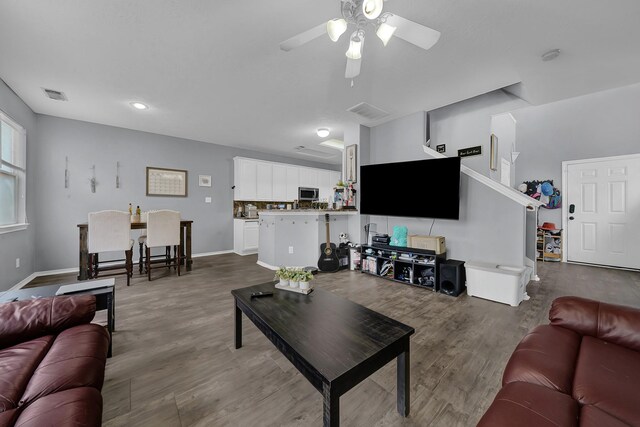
[24,255,640,426]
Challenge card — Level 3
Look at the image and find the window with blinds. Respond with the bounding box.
[0,110,26,229]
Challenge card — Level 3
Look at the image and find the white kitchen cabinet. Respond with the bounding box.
[234,158,257,200]
[299,167,318,188]
[319,170,333,201]
[286,166,299,201]
[272,164,287,201]
[256,162,273,200]
[234,219,259,255]
[234,157,337,202]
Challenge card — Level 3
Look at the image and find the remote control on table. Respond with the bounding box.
[250,291,274,299]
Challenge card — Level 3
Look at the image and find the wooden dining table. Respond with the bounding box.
[77,220,193,280]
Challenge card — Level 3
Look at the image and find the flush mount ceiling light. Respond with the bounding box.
[279,0,441,81]
[316,128,331,138]
[319,139,345,150]
[130,102,149,110]
[541,49,561,62]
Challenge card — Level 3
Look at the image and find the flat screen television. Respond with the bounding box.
[360,157,461,219]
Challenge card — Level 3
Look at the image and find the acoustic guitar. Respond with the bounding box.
[318,213,340,272]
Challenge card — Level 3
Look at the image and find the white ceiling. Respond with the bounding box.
[1,0,640,165]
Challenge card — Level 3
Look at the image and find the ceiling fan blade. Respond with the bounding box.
[345,57,361,79]
[385,14,440,51]
[280,23,328,52]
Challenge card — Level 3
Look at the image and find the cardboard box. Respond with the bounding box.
[408,235,446,254]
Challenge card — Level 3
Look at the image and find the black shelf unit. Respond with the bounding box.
[360,244,446,291]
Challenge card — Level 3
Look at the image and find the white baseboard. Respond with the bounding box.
[10,249,235,291]
[193,250,234,258]
[8,273,39,292]
[256,260,278,270]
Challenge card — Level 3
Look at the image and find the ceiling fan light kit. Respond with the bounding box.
[376,21,397,46]
[280,0,440,80]
[327,18,348,42]
[346,31,364,60]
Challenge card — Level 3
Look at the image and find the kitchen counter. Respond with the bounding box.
[257,211,352,269]
[258,209,357,216]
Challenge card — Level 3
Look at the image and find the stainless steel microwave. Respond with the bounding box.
[298,187,319,201]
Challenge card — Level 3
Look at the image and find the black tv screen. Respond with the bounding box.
[360,157,461,219]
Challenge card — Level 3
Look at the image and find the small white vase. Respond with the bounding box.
[299,281,311,290]
[279,279,289,287]
[289,280,300,289]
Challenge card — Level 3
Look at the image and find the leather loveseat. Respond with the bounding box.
[479,296,640,427]
[0,295,109,427]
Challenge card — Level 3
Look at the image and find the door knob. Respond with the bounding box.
[569,216,575,220]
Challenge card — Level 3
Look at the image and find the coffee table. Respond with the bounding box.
[232,282,414,427]
[1,279,116,357]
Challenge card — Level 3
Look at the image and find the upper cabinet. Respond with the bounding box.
[299,167,318,188]
[234,158,258,200]
[234,157,339,202]
[272,164,287,201]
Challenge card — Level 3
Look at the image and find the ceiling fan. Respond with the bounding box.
[279,0,441,81]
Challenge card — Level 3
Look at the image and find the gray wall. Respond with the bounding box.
[513,82,640,224]
[33,115,338,272]
[368,110,527,266]
[0,79,37,291]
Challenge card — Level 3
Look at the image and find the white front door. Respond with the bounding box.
[566,155,640,269]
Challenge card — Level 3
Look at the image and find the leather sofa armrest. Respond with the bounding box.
[0,295,96,349]
[550,296,640,352]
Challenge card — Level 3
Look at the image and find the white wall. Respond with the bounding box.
[0,79,37,291]
[513,82,640,224]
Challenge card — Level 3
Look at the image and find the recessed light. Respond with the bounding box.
[319,139,345,151]
[130,102,149,110]
[541,49,561,62]
[316,128,330,138]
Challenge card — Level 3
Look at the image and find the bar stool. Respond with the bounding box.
[138,212,172,274]
[145,210,181,280]
[88,210,134,286]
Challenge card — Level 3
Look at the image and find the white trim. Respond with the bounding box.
[7,272,38,291]
[423,146,544,208]
[256,260,278,270]
[0,223,29,235]
[0,109,26,134]
[233,250,258,256]
[9,250,236,290]
[561,152,640,265]
[192,250,234,258]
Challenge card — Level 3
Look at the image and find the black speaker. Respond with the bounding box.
[439,260,466,297]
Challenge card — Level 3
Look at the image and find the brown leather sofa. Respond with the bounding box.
[479,296,640,427]
[0,295,109,427]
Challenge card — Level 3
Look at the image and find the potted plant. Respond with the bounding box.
[299,270,314,290]
[289,269,302,289]
[274,267,290,287]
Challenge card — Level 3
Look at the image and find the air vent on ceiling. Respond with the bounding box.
[347,102,389,121]
[42,88,68,101]
[294,146,336,159]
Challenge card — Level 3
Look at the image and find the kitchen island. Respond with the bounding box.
[257,210,357,269]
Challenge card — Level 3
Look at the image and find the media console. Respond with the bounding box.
[360,244,447,291]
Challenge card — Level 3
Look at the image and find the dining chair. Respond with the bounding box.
[138,211,172,274]
[88,210,134,286]
[145,210,181,280]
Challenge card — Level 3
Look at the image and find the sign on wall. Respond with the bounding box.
[458,146,482,158]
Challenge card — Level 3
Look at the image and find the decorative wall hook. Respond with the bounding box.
[90,165,96,193]
[116,161,120,189]
[64,156,69,188]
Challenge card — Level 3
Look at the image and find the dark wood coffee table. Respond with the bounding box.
[232,282,414,427]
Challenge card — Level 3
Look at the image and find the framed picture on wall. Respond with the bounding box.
[146,167,188,197]
[198,175,212,187]
[345,144,357,183]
